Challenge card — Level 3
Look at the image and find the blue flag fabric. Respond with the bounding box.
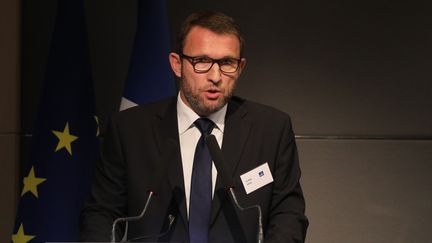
[120,0,176,110]
[12,0,98,242]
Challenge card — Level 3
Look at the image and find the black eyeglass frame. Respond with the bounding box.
[179,53,242,74]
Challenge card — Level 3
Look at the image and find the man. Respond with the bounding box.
[80,11,308,243]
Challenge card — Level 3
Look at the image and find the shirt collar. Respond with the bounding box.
[177,92,227,135]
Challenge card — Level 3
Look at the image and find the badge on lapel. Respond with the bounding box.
[240,162,274,194]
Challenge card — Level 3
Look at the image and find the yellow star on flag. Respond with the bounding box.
[52,122,78,155]
[21,166,46,198]
[12,224,35,243]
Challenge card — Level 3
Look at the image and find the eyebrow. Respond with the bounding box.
[195,55,240,60]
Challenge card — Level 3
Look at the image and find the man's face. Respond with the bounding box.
[169,26,246,116]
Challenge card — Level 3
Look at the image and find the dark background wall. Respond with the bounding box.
[5,0,431,242]
[0,0,20,241]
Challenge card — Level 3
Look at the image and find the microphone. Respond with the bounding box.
[127,214,175,242]
[110,139,177,243]
[205,135,264,243]
[111,191,156,243]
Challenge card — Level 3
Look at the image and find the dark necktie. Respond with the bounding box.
[189,118,215,243]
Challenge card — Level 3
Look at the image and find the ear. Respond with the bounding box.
[169,52,182,78]
[237,58,247,75]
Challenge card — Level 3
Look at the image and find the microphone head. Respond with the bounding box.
[205,134,234,189]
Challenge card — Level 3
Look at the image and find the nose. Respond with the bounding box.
[206,63,222,84]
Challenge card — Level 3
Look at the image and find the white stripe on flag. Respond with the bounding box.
[120,97,138,111]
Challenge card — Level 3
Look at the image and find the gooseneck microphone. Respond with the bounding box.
[111,191,156,243]
[229,188,264,243]
[205,135,264,243]
[110,139,176,243]
[128,214,176,242]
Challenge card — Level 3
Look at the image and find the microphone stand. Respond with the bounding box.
[111,191,155,243]
[127,214,175,242]
[228,187,264,243]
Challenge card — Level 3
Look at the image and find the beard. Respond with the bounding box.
[180,74,235,117]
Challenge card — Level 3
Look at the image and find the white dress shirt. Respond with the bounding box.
[176,92,226,217]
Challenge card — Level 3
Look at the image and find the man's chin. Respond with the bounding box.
[196,99,226,116]
[206,98,226,108]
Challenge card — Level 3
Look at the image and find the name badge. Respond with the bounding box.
[240,162,274,194]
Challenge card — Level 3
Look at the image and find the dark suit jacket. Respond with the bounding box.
[80,96,308,243]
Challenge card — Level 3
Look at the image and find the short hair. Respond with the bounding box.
[176,11,245,56]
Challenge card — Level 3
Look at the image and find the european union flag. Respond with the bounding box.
[120,0,176,110]
[12,0,98,242]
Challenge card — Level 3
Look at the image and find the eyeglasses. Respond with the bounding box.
[180,53,242,74]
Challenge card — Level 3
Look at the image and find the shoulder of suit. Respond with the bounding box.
[111,96,176,122]
[230,96,292,121]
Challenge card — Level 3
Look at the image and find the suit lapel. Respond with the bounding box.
[153,98,189,229]
[210,98,251,225]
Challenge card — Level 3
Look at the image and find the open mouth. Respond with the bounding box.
[204,89,221,99]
